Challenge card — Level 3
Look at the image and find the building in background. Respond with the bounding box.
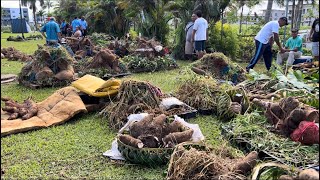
[1,7,29,26]
[287,1,319,26]
[261,9,285,21]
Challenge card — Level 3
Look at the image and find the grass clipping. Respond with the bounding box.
[192,52,246,84]
[99,80,162,130]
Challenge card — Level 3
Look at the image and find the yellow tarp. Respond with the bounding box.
[71,75,121,97]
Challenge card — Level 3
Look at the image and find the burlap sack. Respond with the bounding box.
[1,86,87,136]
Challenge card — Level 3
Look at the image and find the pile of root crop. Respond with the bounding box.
[99,80,163,130]
[74,48,128,78]
[167,144,258,180]
[222,112,319,168]
[175,75,219,111]
[191,53,246,84]
[1,47,33,62]
[1,97,38,120]
[119,114,193,149]
[18,44,75,87]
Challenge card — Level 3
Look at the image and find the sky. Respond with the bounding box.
[1,0,58,22]
[1,0,285,21]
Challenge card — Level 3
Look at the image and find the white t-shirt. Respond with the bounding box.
[193,17,208,41]
[255,21,280,44]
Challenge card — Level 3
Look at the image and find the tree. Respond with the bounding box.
[264,0,285,24]
[36,9,46,24]
[43,0,53,14]
[21,0,44,30]
[118,0,173,44]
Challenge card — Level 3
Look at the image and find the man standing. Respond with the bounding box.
[191,10,208,59]
[40,17,61,45]
[184,14,197,60]
[71,17,81,34]
[60,19,67,37]
[246,17,288,72]
[276,28,303,66]
[79,16,88,37]
[309,18,319,61]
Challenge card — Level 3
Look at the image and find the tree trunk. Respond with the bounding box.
[295,0,303,29]
[265,0,273,23]
[239,5,244,33]
[33,10,38,31]
[291,0,296,29]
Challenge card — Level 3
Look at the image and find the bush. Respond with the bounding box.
[1,26,11,33]
[129,28,138,40]
[302,48,312,56]
[236,36,255,62]
[208,21,239,59]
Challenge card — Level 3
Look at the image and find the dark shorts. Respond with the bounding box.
[82,29,87,36]
[61,30,67,35]
[194,40,205,51]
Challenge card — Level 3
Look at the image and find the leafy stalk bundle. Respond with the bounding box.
[222,112,319,168]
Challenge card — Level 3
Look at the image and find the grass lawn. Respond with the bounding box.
[1,33,263,179]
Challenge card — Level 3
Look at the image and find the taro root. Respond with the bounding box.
[232,151,258,175]
[163,129,194,145]
[119,134,144,148]
[1,97,38,120]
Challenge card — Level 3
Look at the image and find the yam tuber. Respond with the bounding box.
[298,169,319,180]
[119,134,144,148]
[232,151,258,175]
[163,129,194,145]
[1,97,38,120]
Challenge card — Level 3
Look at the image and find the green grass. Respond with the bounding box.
[1,33,248,179]
[1,32,45,55]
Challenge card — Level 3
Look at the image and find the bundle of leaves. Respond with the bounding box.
[74,56,128,78]
[87,32,115,46]
[1,47,33,62]
[25,34,43,40]
[175,74,220,111]
[222,112,319,168]
[18,45,74,87]
[99,80,163,130]
[192,53,246,84]
[122,55,178,73]
[237,68,319,108]
[7,35,24,42]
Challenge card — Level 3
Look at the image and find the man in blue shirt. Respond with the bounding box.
[79,16,88,37]
[71,17,81,33]
[40,17,61,45]
[60,19,67,37]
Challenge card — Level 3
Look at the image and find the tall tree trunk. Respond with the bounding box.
[291,0,296,29]
[239,5,244,33]
[265,0,273,23]
[33,10,38,31]
[295,0,303,29]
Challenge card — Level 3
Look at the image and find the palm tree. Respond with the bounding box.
[21,0,44,30]
[264,0,285,23]
[36,9,46,24]
[44,0,53,14]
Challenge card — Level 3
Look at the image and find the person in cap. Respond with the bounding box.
[246,17,289,72]
[276,28,303,66]
[40,17,61,45]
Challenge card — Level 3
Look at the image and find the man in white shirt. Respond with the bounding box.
[191,10,208,59]
[246,17,288,72]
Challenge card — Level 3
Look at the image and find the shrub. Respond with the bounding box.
[208,21,239,59]
[236,36,255,62]
[1,26,11,33]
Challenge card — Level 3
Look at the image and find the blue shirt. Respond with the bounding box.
[41,20,61,41]
[71,19,81,32]
[60,22,66,29]
[79,20,87,30]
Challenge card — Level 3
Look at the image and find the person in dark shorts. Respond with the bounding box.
[60,19,67,37]
[191,10,208,59]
